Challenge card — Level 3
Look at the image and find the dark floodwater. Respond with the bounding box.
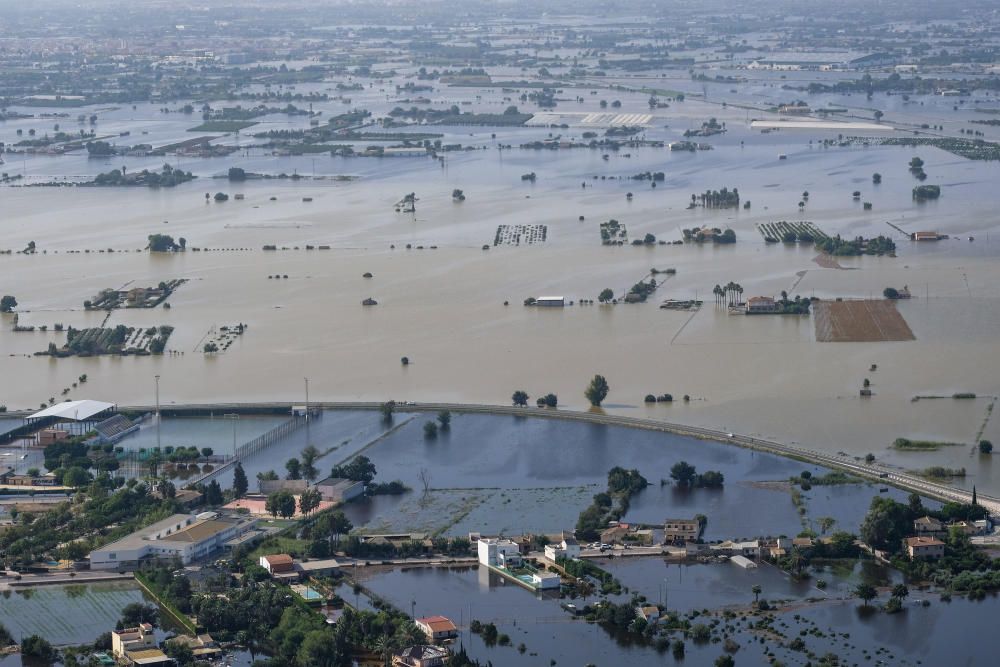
[133,409,933,544]
[205,410,407,489]
[337,410,923,540]
[601,556,902,610]
[0,581,159,646]
[0,581,254,667]
[0,418,22,437]
[0,410,958,665]
[354,562,995,667]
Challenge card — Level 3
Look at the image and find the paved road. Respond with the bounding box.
[13,401,993,516]
[0,494,72,504]
[342,556,477,568]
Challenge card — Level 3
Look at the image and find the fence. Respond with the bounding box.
[186,413,316,487]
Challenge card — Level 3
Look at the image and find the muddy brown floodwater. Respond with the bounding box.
[2,92,999,496]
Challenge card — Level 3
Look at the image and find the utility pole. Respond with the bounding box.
[225,413,239,460]
[154,375,161,450]
[304,377,310,422]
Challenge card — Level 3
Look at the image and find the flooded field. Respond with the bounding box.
[2,72,1000,500]
[601,556,902,610]
[208,409,408,488]
[270,410,919,540]
[4,5,1000,664]
[814,299,915,342]
[85,408,920,540]
[0,582,151,647]
[354,562,996,667]
[117,414,287,453]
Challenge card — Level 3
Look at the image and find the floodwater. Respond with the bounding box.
[0,581,152,646]
[207,409,410,489]
[354,562,995,667]
[2,69,1000,498]
[0,581,255,667]
[117,414,287,454]
[601,556,902,610]
[317,411,914,540]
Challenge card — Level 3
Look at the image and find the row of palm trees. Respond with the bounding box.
[712,282,744,306]
[692,187,740,208]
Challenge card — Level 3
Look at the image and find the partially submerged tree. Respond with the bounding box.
[585,375,610,407]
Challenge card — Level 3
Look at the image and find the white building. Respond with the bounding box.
[112,623,157,659]
[711,539,760,558]
[535,296,565,307]
[382,147,429,157]
[477,538,522,568]
[314,477,365,503]
[530,571,561,589]
[544,533,581,561]
[636,606,661,623]
[90,512,258,570]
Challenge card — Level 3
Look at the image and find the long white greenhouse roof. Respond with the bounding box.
[29,400,115,421]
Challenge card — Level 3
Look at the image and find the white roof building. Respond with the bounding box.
[29,400,115,421]
[477,538,521,567]
[90,512,258,570]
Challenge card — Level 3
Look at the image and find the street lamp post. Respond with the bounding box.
[154,375,161,450]
[224,413,239,461]
[304,377,310,422]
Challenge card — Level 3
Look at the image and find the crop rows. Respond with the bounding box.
[756,220,829,243]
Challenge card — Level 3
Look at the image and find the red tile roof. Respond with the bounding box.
[417,616,458,633]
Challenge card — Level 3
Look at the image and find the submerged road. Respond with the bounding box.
[53,401,1000,517]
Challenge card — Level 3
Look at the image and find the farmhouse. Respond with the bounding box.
[904,536,945,560]
[415,616,459,643]
[745,296,779,314]
[663,519,700,544]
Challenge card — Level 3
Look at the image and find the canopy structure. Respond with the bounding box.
[28,400,115,422]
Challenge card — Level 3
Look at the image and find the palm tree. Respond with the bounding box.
[147,452,162,479]
[300,445,320,482]
[788,549,805,576]
[713,284,723,304]
[374,634,398,667]
[752,584,762,604]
